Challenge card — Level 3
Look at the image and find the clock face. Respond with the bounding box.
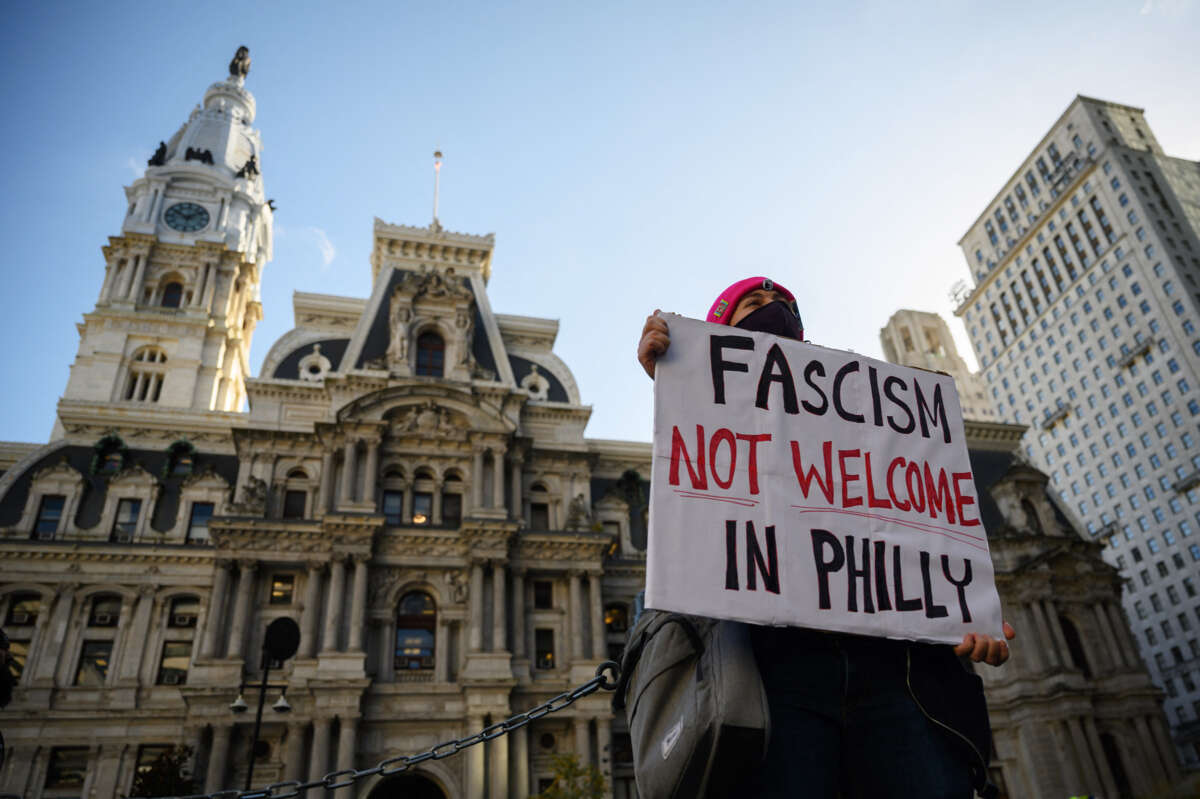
[163,202,210,232]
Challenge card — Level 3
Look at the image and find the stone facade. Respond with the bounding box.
[0,53,647,799]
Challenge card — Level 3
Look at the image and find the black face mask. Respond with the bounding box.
[735,300,804,341]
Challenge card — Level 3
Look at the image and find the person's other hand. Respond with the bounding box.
[955,621,1016,667]
[638,311,670,378]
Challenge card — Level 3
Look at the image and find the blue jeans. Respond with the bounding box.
[743,627,974,798]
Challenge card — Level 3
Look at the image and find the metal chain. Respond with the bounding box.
[168,661,621,799]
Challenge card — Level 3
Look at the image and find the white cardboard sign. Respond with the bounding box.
[645,314,1004,644]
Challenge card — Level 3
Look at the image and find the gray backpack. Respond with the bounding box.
[612,609,770,799]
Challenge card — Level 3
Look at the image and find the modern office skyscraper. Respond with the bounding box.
[954,95,1200,762]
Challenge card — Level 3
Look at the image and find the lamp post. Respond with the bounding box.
[230,617,300,791]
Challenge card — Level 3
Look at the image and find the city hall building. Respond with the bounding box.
[0,56,1186,799]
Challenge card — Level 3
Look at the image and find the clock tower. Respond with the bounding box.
[54,48,272,441]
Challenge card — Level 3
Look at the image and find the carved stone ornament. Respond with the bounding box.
[446,569,468,603]
[229,46,251,79]
[232,475,267,515]
[400,268,473,303]
[391,401,465,438]
[566,493,592,531]
[387,291,412,366]
[520,364,550,401]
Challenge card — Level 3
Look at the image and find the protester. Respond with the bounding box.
[636,277,1016,798]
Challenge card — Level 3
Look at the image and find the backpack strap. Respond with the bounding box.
[612,612,704,711]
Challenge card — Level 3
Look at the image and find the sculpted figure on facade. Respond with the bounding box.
[233,475,267,515]
[566,492,591,531]
[229,46,251,79]
[386,288,412,367]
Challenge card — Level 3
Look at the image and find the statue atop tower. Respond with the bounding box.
[229,46,251,80]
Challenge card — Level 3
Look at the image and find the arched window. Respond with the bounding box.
[1059,615,1092,678]
[1021,498,1044,535]
[282,468,309,519]
[161,282,183,308]
[415,332,445,377]
[529,483,551,530]
[89,594,122,627]
[411,468,435,525]
[395,591,436,671]
[382,467,406,526]
[124,347,168,403]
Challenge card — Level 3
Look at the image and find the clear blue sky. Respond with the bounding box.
[2,0,1197,445]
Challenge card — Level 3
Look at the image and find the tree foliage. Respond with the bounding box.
[531,753,607,799]
[128,745,194,798]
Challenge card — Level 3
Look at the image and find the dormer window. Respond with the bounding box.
[415,332,445,377]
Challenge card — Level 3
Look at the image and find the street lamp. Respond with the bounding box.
[234,616,301,791]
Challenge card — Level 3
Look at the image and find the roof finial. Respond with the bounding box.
[432,150,443,231]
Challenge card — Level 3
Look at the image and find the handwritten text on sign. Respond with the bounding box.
[645,314,1003,644]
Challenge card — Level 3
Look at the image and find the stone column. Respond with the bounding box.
[434,618,449,682]
[1148,713,1182,782]
[597,717,613,799]
[510,455,523,522]
[376,620,393,681]
[574,716,590,761]
[227,560,258,660]
[310,718,331,784]
[469,562,484,651]
[473,449,485,509]
[191,263,208,308]
[589,571,605,660]
[569,572,585,660]
[33,584,77,685]
[466,715,486,799]
[322,555,347,653]
[285,722,307,782]
[511,722,530,798]
[492,448,506,511]
[402,486,413,522]
[1066,717,1098,788]
[99,261,116,303]
[299,561,324,658]
[127,254,147,302]
[489,725,510,799]
[201,560,232,658]
[202,263,218,311]
[1082,716,1120,799]
[492,562,507,652]
[317,452,335,515]
[512,569,527,659]
[339,440,357,506]
[348,556,369,652]
[1043,599,1073,659]
[337,717,358,781]
[1029,600,1061,668]
[1092,601,1122,670]
[1107,602,1140,666]
[118,588,156,682]
[205,725,232,792]
[1132,715,1165,786]
[363,439,380,507]
[432,480,443,525]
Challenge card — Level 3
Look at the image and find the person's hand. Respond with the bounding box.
[638,311,670,379]
[955,621,1016,667]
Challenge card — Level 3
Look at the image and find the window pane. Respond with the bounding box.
[34,495,65,537]
[530,502,550,530]
[383,490,404,526]
[394,628,434,669]
[157,641,192,685]
[270,575,295,605]
[187,502,213,542]
[412,492,432,525]
[282,490,306,519]
[89,595,121,627]
[416,332,445,377]
[533,581,553,609]
[6,592,41,625]
[75,641,113,686]
[111,498,141,540]
[136,745,171,773]
[441,493,462,526]
[535,629,555,669]
[169,596,200,627]
[9,639,29,678]
[45,747,89,789]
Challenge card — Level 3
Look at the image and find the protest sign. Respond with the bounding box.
[645,314,1004,644]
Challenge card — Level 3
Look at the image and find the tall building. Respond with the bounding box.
[0,51,651,799]
[954,95,1200,763]
[879,309,997,421]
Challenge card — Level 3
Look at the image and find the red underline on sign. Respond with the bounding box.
[789,505,989,552]
[674,489,760,507]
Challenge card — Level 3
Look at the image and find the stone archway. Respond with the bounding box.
[366,773,447,799]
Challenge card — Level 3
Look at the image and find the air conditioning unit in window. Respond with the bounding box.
[162,673,183,685]
[10,612,31,625]
[112,532,132,543]
[33,530,55,541]
[93,613,115,626]
[172,614,197,627]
